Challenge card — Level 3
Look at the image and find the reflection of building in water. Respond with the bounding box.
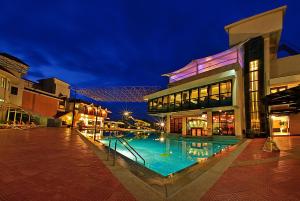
[188,142,212,158]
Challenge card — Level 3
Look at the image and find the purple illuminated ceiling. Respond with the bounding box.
[164,46,244,83]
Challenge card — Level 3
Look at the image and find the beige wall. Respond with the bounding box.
[54,79,70,98]
[225,6,285,46]
[271,54,300,79]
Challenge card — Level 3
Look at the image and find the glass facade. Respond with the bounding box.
[249,60,260,133]
[212,110,235,135]
[148,80,232,113]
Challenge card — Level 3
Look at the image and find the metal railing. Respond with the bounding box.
[106,134,146,166]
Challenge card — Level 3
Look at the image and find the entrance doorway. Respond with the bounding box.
[187,114,208,136]
[271,115,289,136]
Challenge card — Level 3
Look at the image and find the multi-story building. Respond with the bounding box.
[0,53,29,123]
[58,99,109,128]
[145,6,300,137]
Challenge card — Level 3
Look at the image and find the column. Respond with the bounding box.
[14,110,17,124]
[264,35,271,95]
[234,68,245,137]
[207,111,213,136]
[166,114,171,133]
[182,117,187,136]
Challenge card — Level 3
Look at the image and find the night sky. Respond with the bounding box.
[1,0,299,120]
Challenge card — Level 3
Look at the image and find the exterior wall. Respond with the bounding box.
[22,90,59,117]
[271,55,300,79]
[289,113,300,135]
[225,6,285,46]
[54,79,70,98]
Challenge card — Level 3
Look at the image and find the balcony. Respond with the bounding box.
[163,45,243,84]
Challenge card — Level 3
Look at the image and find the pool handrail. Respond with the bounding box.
[107,132,146,166]
[118,137,146,165]
[113,138,138,166]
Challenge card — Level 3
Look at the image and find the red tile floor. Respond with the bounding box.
[0,128,136,201]
[201,136,300,201]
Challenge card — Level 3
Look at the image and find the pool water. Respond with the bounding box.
[100,133,239,177]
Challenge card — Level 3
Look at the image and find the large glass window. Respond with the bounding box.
[182,90,190,109]
[162,96,169,110]
[212,110,235,135]
[220,81,232,105]
[249,60,260,133]
[199,86,208,107]
[209,83,219,106]
[190,88,198,108]
[175,93,182,109]
[157,97,163,110]
[148,79,232,113]
[169,94,175,111]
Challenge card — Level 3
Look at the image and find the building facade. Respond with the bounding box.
[145,6,300,137]
[58,99,109,128]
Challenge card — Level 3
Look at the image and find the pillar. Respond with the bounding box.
[13,109,17,124]
[182,117,187,136]
[6,107,10,122]
[207,110,212,136]
[234,68,245,137]
[20,112,23,124]
[263,36,271,96]
[166,114,171,133]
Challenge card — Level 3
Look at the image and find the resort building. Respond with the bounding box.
[0,53,29,123]
[145,6,300,137]
[20,78,70,125]
[58,99,110,128]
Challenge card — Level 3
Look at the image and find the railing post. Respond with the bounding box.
[113,140,117,166]
[107,138,111,161]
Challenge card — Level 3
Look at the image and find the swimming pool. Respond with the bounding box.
[100,132,239,177]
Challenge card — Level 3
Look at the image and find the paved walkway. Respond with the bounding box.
[201,136,300,201]
[0,128,136,201]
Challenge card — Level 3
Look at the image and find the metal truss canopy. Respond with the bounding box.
[77,86,161,102]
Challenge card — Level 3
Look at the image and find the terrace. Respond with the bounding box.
[163,45,244,85]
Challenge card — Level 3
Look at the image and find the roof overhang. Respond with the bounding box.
[224,6,287,47]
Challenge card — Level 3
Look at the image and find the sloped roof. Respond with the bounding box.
[0,52,29,66]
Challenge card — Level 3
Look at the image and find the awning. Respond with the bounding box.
[265,86,300,114]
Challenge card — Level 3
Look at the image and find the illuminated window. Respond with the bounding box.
[190,88,199,107]
[270,86,287,93]
[199,86,208,102]
[209,83,219,106]
[169,94,175,110]
[162,96,169,109]
[175,93,182,108]
[249,60,260,132]
[220,81,232,104]
[182,90,190,108]
[212,110,235,135]
[157,97,163,109]
[152,99,158,109]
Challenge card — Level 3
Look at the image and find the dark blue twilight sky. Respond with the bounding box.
[0,0,299,120]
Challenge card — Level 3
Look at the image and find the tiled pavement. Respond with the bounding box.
[201,136,300,201]
[0,128,136,201]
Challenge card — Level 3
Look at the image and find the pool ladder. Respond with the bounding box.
[107,137,146,166]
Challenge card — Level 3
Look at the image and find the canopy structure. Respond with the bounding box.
[162,44,244,83]
[265,86,300,114]
[76,86,161,102]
